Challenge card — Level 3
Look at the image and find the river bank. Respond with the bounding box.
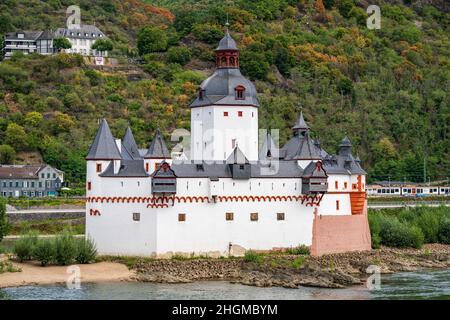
[0,260,134,289]
[131,244,450,288]
[1,244,449,289]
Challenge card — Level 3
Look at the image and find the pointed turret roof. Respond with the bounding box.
[340,135,352,147]
[86,119,121,160]
[259,132,278,160]
[226,146,249,164]
[145,128,170,159]
[216,30,238,51]
[122,126,141,160]
[292,111,309,131]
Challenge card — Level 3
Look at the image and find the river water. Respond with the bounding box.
[1,268,449,300]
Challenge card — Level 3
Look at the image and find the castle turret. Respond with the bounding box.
[338,136,352,157]
[144,128,171,174]
[189,27,259,162]
[122,126,141,160]
[86,119,121,194]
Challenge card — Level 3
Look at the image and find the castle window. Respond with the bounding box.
[178,213,186,222]
[250,213,258,221]
[199,89,205,100]
[224,111,228,117]
[226,212,234,221]
[235,86,245,100]
[335,181,338,189]
[344,182,348,189]
[87,182,91,191]
[96,163,102,172]
[238,111,243,117]
[336,200,340,211]
[277,213,285,221]
[133,212,140,222]
[146,163,149,172]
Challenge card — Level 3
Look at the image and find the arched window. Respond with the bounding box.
[221,57,227,66]
[230,57,235,66]
[235,85,245,100]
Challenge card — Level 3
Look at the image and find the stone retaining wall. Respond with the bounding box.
[7,211,85,223]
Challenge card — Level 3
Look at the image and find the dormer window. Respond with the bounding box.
[235,85,245,100]
[198,89,205,100]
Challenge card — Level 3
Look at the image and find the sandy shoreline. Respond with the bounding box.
[0,261,135,289]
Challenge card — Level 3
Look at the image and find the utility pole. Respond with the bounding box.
[423,156,426,183]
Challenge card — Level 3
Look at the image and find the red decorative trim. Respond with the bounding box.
[86,194,326,207]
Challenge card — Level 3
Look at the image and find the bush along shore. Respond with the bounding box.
[12,231,97,266]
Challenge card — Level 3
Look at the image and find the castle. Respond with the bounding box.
[85,30,372,257]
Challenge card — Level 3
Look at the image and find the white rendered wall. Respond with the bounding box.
[190,105,259,161]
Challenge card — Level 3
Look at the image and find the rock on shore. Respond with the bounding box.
[132,244,450,289]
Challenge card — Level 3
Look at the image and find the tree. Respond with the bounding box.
[0,197,9,242]
[0,145,16,164]
[166,46,192,65]
[240,51,270,80]
[91,38,113,52]
[53,37,72,52]
[24,111,43,127]
[5,123,27,151]
[137,27,168,56]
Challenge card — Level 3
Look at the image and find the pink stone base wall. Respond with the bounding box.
[311,201,372,256]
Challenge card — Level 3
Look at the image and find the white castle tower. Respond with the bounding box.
[189,29,259,161]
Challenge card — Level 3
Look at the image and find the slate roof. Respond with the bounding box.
[190,68,259,108]
[4,31,43,41]
[86,119,122,160]
[280,132,322,160]
[216,31,238,51]
[292,111,309,131]
[100,160,149,177]
[170,160,304,178]
[144,129,170,159]
[259,132,279,160]
[226,146,249,164]
[55,25,105,39]
[0,165,43,179]
[122,127,142,160]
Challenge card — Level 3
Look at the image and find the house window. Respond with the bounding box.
[250,212,258,221]
[277,213,285,221]
[133,212,140,221]
[226,212,234,221]
[178,213,186,222]
[96,163,102,172]
[53,173,56,179]
[87,182,91,190]
[336,200,340,211]
[335,181,338,189]
[223,111,228,117]
[238,111,243,117]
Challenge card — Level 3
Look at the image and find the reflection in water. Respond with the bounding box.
[1,268,449,300]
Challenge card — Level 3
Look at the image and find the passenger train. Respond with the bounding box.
[367,183,450,197]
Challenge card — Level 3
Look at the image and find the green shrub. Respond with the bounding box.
[286,245,310,255]
[0,261,21,274]
[379,217,424,248]
[438,219,450,244]
[54,232,76,265]
[244,250,263,264]
[291,256,305,269]
[13,232,38,262]
[33,238,55,266]
[75,238,97,264]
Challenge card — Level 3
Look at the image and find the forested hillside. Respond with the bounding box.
[0,0,448,184]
